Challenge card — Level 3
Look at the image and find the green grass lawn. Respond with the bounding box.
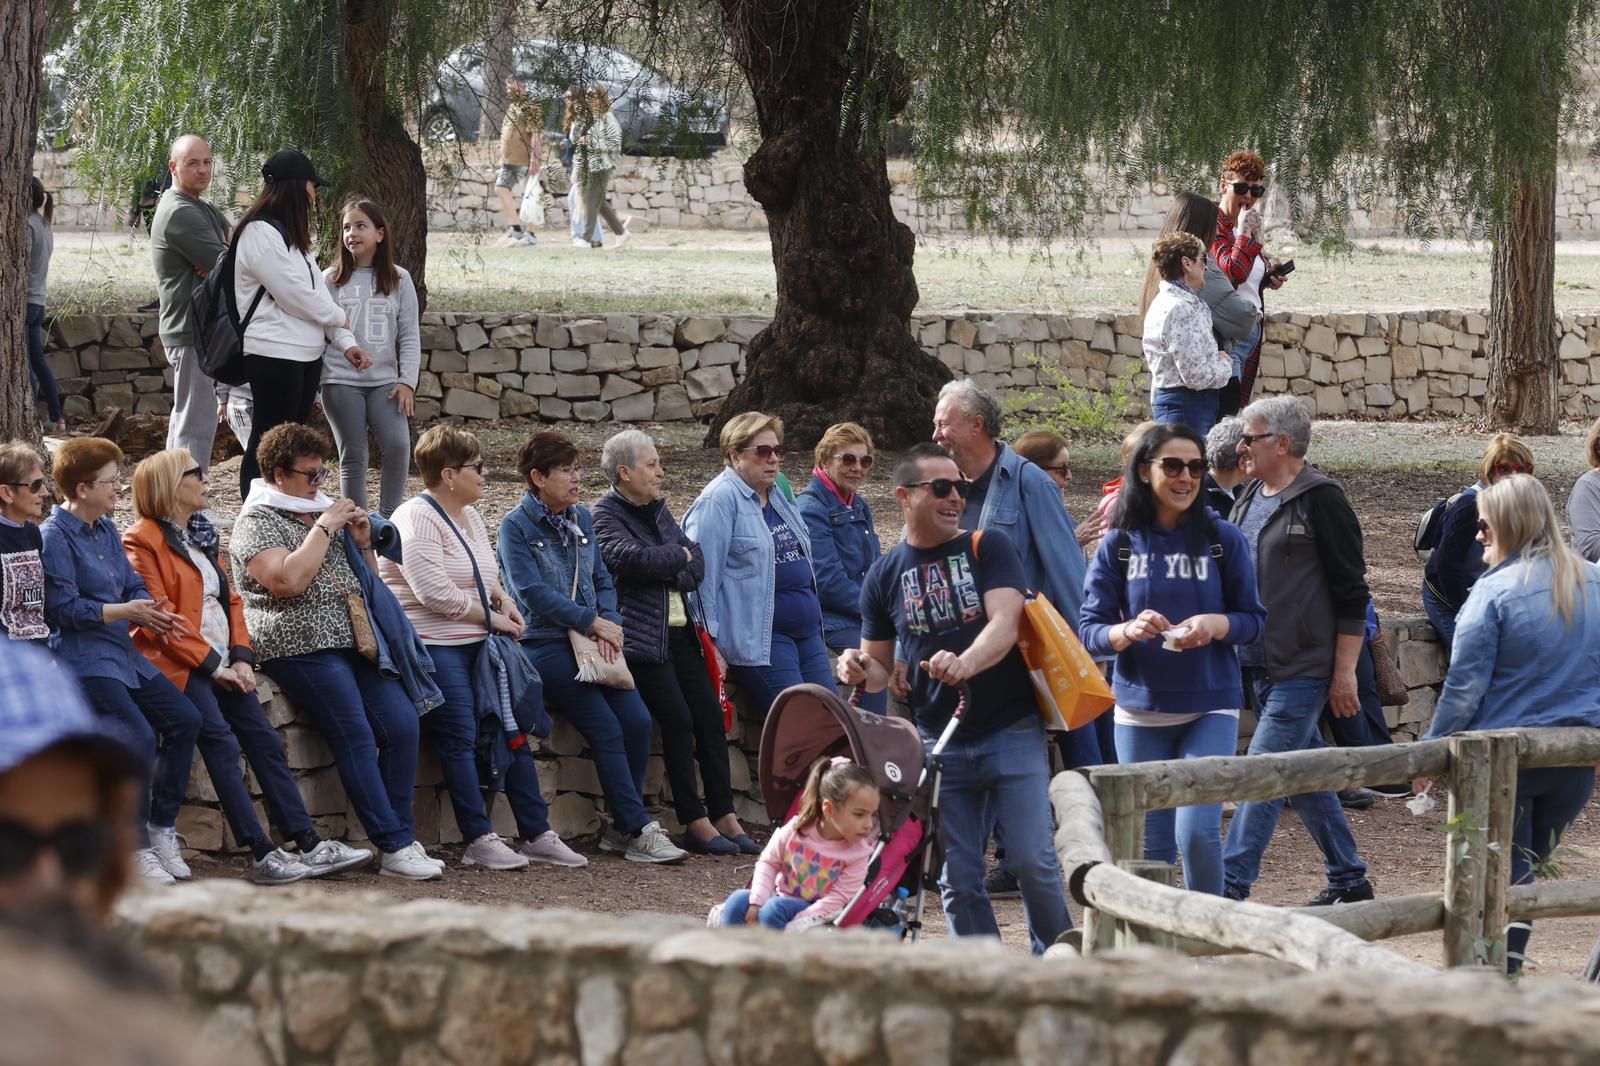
[46,227,1600,317]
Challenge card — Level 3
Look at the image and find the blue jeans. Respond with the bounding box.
[262,650,418,853]
[80,672,200,842]
[1229,321,1262,381]
[183,673,313,857]
[929,716,1071,955]
[1152,386,1220,438]
[730,629,834,716]
[429,642,549,841]
[522,639,652,835]
[25,303,63,423]
[1115,713,1239,894]
[1507,767,1595,970]
[720,889,813,930]
[1054,715,1116,770]
[1421,583,1458,650]
[1223,673,1368,898]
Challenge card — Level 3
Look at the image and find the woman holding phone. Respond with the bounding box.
[1211,150,1289,414]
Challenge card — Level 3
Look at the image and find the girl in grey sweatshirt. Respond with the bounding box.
[322,199,420,515]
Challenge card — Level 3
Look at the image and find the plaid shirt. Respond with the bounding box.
[1212,210,1264,287]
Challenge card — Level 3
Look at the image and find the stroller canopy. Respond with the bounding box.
[758,684,928,833]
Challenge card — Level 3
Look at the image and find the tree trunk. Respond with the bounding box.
[2,0,46,444]
[706,0,950,450]
[342,0,430,309]
[1485,166,1559,433]
[478,1,518,141]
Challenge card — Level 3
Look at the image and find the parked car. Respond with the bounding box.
[421,40,729,156]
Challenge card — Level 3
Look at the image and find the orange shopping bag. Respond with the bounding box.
[1017,591,1114,732]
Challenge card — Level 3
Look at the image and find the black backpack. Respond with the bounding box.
[190,220,288,386]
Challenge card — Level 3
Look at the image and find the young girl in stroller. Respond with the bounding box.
[709,756,879,932]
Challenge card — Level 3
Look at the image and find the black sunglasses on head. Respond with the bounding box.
[0,818,115,880]
[1231,181,1267,197]
[904,477,972,500]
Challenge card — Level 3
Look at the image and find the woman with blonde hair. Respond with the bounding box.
[1422,473,1600,972]
[124,448,370,885]
[572,84,630,249]
[1423,432,1535,646]
[684,412,833,714]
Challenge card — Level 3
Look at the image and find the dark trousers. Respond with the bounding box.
[1508,767,1595,971]
[182,672,314,856]
[1321,640,1391,749]
[628,626,736,826]
[262,650,418,853]
[427,642,550,841]
[80,672,202,844]
[25,303,63,423]
[241,355,322,497]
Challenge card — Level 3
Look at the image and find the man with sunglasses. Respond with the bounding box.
[843,442,1072,955]
[0,442,51,643]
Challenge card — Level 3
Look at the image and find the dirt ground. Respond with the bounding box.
[100,414,1600,980]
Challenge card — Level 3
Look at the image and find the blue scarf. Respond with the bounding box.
[528,493,586,547]
[168,513,219,554]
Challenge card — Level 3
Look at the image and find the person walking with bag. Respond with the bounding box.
[572,85,631,249]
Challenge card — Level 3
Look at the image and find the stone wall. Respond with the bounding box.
[35,308,1600,425]
[120,881,1600,1066]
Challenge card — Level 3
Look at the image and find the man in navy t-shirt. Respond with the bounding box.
[839,443,1071,955]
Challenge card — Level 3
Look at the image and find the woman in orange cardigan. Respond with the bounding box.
[125,449,370,885]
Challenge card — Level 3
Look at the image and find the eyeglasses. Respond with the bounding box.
[181,466,204,481]
[1239,431,1278,446]
[904,478,972,500]
[834,452,874,469]
[742,444,789,461]
[1043,463,1072,478]
[1476,519,1492,537]
[1231,181,1267,197]
[4,478,46,494]
[290,467,330,487]
[0,818,115,880]
[452,460,487,475]
[87,477,122,489]
[1151,458,1207,478]
[1491,463,1530,478]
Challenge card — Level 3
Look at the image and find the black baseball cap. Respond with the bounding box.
[261,149,331,188]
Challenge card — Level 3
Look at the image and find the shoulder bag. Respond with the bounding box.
[566,542,635,690]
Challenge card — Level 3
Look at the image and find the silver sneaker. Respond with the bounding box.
[518,831,587,868]
[463,833,529,870]
[253,848,314,886]
[148,825,192,880]
[625,821,687,865]
[136,848,176,886]
[298,839,371,877]
[599,827,629,854]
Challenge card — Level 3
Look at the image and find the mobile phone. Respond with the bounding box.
[1269,258,1295,279]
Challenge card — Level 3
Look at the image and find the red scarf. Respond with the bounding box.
[814,466,853,506]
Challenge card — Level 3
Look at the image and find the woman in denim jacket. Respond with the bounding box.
[683,412,833,716]
[497,431,685,865]
[1421,474,1600,973]
[795,422,884,712]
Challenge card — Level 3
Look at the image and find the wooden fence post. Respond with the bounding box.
[1443,734,1492,967]
[1084,770,1147,955]
[1114,860,1178,950]
[1479,732,1519,972]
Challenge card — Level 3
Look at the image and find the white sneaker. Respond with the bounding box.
[148,824,192,880]
[612,231,632,250]
[380,845,443,880]
[252,848,314,886]
[572,237,593,249]
[518,830,587,867]
[298,839,371,878]
[706,904,724,928]
[410,842,446,871]
[462,833,529,870]
[625,821,687,865]
[513,231,538,248]
[136,848,176,886]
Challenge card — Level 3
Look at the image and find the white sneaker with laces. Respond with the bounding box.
[625,821,687,865]
[148,824,192,880]
[518,830,587,867]
[380,845,444,880]
[612,231,632,250]
[463,833,529,870]
[298,839,371,877]
[136,848,176,886]
[253,848,314,886]
[409,841,446,871]
[572,237,593,248]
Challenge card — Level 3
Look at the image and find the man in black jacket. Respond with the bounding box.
[1222,395,1375,906]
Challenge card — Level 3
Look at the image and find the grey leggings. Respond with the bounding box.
[580,168,626,240]
[321,383,412,515]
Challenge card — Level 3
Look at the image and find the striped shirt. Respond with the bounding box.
[379,497,501,646]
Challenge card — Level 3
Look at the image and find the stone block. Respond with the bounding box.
[1561,332,1590,361]
[1399,637,1447,687]
[176,804,226,852]
[655,384,692,420]
[699,341,740,367]
[496,372,523,391]
[1419,345,1443,372]
[566,319,607,346]
[640,315,677,347]
[45,350,79,380]
[588,342,636,373]
[1365,383,1395,407]
[94,385,136,413]
[420,323,455,349]
[283,969,354,1053]
[547,792,602,837]
[536,318,570,349]
[572,401,610,421]
[1419,321,1455,347]
[1366,355,1393,385]
[430,349,467,373]
[489,322,535,348]
[1302,324,1336,356]
[500,390,539,417]
[637,345,678,369]
[1391,346,1420,379]
[442,388,500,420]
[101,348,151,370]
[1335,358,1365,384]
[601,376,644,401]
[1263,320,1304,345]
[456,322,489,351]
[416,371,442,399]
[919,319,946,347]
[54,315,105,348]
[1356,336,1388,357]
[603,314,641,344]
[1090,323,1115,352]
[1398,318,1420,347]
[553,348,588,372]
[283,725,334,770]
[1313,385,1346,416]
[555,373,602,399]
[641,365,680,386]
[685,365,736,400]
[440,372,476,391]
[466,348,518,374]
[134,394,173,416]
[520,347,552,374]
[523,374,557,396]
[538,396,573,420]
[610,392,655,421]
[1335,313,1369,337]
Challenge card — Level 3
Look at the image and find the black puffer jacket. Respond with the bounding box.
[591,489,705,664]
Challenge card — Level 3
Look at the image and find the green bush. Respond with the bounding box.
[1004,356,1143,444]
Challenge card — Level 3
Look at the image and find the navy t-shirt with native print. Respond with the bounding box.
[860,528,1035,739]
[0,519,48,642]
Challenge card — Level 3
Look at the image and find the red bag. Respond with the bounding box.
[696,623,737,732]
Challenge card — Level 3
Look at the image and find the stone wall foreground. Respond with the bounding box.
[119,880,1600,1066]
[35,308,1600,426]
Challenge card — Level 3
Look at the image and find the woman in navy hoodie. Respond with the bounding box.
[1080,423,1266,894]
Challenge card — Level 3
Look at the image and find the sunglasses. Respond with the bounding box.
[291,467,330,487]
[1476,519,1493,537]
[1491,463,1530,478]
[742,444,789,461]
[904,478,972,500]
[1151,458,1208,478]
[1231,181,1267,197]
[4,478,46,494]
[1239,431,1277,446]
[0,818,115,880]
[181,466,204,481]
[452,460,487,475]
[835,452,874,469]
[1044,463,1072,478]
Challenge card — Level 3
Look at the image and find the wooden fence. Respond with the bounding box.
[1050,727,1600,972]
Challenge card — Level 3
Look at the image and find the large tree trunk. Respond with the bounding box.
[2,0,46,444]
[1485,164,1560,433]
[707,0,950,450]
[343,0,430,309]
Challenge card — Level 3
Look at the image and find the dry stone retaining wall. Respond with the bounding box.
[36,308,1600,425]
[119,881,1600,1066]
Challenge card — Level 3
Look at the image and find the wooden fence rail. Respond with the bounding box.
[1050,727,1600,972]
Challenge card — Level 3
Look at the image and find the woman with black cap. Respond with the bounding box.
[233,150,370,498]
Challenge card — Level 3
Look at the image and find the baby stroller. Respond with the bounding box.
[757,682,966,941]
